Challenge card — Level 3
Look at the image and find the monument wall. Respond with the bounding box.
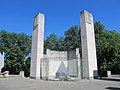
[44,49,68,79]
[41,49,81,79]
[68,48,81,77]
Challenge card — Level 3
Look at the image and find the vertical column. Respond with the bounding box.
[30,13,44,79]
[76,48,81,79]
[0,52,4,72]
[80,10,98,79]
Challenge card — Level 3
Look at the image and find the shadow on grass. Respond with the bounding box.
[106,87,120,90]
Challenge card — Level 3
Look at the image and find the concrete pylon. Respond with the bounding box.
[80,10,98,79]
[30,13,44,79]
[0,52,4,72]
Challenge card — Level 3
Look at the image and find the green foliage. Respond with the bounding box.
[44,26,81,52]
[0,30,31,76]
[44,33,59,51]
[23,57,31,77]
[2,60,23,74]
[94,21,104,34]
[2,58,30,77]
[64,26,81,50]
[95,22,120,75]
[44,33,66,52]
[0,30,31,61]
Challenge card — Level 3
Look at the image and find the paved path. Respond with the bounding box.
[0,76,120,90]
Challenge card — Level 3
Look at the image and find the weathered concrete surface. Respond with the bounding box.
[30,13,44,79]
[80,10,98,79]
[0,76,120,90]
[41,49,81,79]
[0,52,4,72]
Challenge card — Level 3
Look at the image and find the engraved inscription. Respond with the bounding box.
[33,24,38,31]
[87,22,91,25]
[86,14,92,24]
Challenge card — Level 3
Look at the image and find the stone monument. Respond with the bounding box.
[30,10,98,80]
[30,13,44,79]
[80,10,98,79]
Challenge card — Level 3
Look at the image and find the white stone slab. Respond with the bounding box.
[0,52,4,72]
[30,13,44,79]
[80,10,98,79]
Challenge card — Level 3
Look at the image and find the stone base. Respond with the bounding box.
[30,76,40,79]
[19,71,24,77]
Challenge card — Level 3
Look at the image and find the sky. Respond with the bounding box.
[0,0,120,38]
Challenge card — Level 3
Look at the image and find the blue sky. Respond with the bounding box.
[0,0,120,38]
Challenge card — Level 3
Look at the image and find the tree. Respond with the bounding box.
[23,57,31,77]
[44,26,81,52]
[2,60,23,74]
[64,26,81,50]
[0,30,31,76]
[0,30,31,61]
[57,37,66,51]
[94,22,120,75]
[44,33,59,52]
[94,21,104,34]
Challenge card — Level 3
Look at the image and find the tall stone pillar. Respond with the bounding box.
[80,10,98,79]
[0,52,4,72]
[30,13,44,79]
